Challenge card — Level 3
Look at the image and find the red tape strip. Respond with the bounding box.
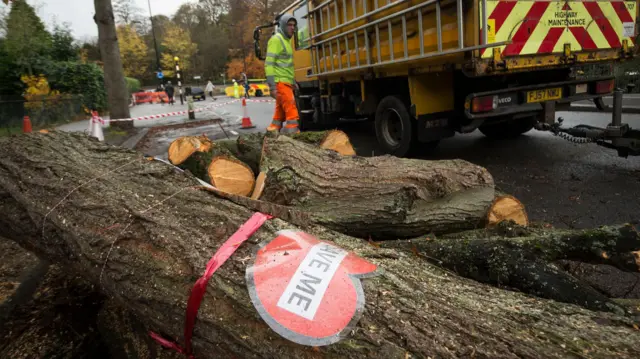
[149,212,272,357]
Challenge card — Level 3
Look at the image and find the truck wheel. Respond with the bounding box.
[375,96,415,157]
[478,116,536,139]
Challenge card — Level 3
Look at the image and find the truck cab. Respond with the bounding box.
[255,0,639,157]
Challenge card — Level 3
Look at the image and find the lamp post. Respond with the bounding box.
[147,0,162,86]
[174,56,184,105]
[221,73,226,86]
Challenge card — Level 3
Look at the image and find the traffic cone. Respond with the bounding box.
[22,116,32,133]
[90,111,104,142]
[240,98,256,129]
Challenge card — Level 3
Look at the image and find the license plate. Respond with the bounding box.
[575,84,588,94]
[526,88,562,103]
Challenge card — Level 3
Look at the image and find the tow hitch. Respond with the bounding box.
[536,88,640,158]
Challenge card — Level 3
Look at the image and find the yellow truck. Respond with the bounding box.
[254,0,639,156]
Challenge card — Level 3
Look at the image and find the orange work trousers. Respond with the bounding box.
[267,82,300,134]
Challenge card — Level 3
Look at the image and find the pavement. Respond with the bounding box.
[57,96,640,230]
[571,93,640,112]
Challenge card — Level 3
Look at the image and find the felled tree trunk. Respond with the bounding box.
[381,222,640,314]
[0,264,108,358]
[259,135,497,239]
[1,131,639,359]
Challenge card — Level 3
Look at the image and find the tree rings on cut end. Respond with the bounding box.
[168,136,213,165]
[487,195,529,227]
[319,130,356,156]
[208,156,255,197]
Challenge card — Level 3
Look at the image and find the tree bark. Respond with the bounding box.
[1,131,639,358]
[94,0,132,128]
[381,222,640,314]
[259,135,497,239]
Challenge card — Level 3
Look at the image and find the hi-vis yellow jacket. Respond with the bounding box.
[265,32,294,85]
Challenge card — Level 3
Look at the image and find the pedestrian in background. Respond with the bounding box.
[205,80,215,99]
[165,81,175,105]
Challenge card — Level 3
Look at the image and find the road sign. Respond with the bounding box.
[157,71,164,79]
[246,230,379,346]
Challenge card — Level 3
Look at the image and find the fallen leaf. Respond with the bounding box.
[411,246,420,257]
[601,251,609,260]
[368,236,381,248]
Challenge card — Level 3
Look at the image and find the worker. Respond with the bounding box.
[233,80,240,99]
[265,14,300,134]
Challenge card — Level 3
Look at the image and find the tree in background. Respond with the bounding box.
[51,24,79,62]
[198,0,229,24]
[79,40,102,64]
[117,24,148,78]
[3,0,52,75]
[94,0,131,126]
[0,38,23,95]
[226,53,264,80]
[172,2,229,83]
[159,22,197,78]
[113,0,142,25]
[224,0,289,77]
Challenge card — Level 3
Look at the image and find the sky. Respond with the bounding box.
[1,0,188,42]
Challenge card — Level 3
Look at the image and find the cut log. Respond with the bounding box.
[208,155,255,196]
[319,129,356,156]
[2,132,639,359]
[235,130,356,172]
[487,194,529,227]
[168,135,213,165]
[174,131,357,180]
[259,134,497,239]
[251,172,267,200]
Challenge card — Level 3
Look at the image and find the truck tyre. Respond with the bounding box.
[375,96,415,157]
[478,116,536,139]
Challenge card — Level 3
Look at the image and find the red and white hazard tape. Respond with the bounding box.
[98,99,240,123]
[246,98,275,103]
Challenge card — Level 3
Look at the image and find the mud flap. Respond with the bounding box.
[543,101,556,124]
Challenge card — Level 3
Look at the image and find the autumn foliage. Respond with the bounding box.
[226,54,265,81]
[116,25,148,78]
